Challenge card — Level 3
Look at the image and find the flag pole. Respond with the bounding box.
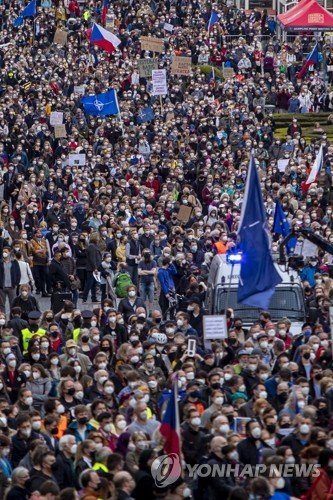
[160,95,163,115]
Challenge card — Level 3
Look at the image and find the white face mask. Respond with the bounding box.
[71,444,77,455]
[104,386,114,395]
[299,423,310,434]
[103,423,112,433]
[74,365,82,373]
[148,380,157,389]
[251,427,261,439]
[186,372,195,380]
[285,456,295,464]
[128,291,136,298]
[224,373,232,381]
[191,417,201,427]
[219,424,230,434]
[76,391,84,400]
[51,358,59,365]
[239,384,246,393]
[57,404,65,414]
[140,410,148,420]
[98,376,108,385]
[259,391,267,399]
[276,478,285,490]
[183,487,192,498]
[23,370,31,378]
[117,420,127,430]
[25,397,33,406]
[301,387,309,396]
[214,397,224,406]
[32,372,40,380]
[32,421,41,431]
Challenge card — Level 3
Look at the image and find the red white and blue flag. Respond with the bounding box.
[101,0,110,25]
[160,379,181,458]
[302,144,323,192]
[86,23,121,54]
[297,43,319,79]
[207,10,220,31]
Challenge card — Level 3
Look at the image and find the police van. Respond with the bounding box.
[206,254,306,335]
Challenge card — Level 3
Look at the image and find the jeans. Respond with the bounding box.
[0,288,17,312]
[32,264,49,294]
[82,271,97,302]
[140,281,155,304]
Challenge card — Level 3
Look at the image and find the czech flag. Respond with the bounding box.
[301,144,323,192]
[86,23,121,54]
[207,10,220,31]
[101,0,110,25]
[160,379,181,458]
[297,43,319,80]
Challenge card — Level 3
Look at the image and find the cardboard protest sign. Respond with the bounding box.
[53,29,68,46]
[140,36,164,53]
[138,58,158,78]
[223,67,235,78]
[171,56,192,76]
[54,125,67,138]
[177,204,192,223]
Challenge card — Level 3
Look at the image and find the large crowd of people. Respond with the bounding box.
[0,0,331,499]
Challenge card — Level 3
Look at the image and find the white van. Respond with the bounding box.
[206,255,306,335]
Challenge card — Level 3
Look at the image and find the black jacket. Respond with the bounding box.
[206,453,235,499]
[11,430,41,467]
[86,243,102,272]
[181,422,207,466]
[237,436,270,467]
[54,451,76,489]
[118,297,146,323]
[49,258,71,289]
[6,485,30,500]
[0,259,20,289]
[11,295,40,321]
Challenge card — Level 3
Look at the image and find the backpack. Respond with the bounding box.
[115,272,133,298]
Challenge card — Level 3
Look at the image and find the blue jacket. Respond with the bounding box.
[157,264,177,295]
[299,266,317,288]
[66,421,94,443]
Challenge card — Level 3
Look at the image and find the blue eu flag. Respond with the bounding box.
[273,199,296,255]
[137,107,155,124]
[237,156,282,310]
[81,89,120,117]
[13,0,37,27]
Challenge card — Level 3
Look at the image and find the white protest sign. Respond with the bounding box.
[203,315,228,340]
[152,69,167,96]
[164,22,174,32]
[68,154,86,166]
[73,85,86,95]
[50,111,63,126]
[277,158,289,172]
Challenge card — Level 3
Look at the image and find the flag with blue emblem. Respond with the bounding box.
[273,199,296,255]
[81,89,120,117]
[13,0,37,27]
[237,155,282,310]
[137,107,155,124]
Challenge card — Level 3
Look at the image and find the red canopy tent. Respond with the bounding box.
[278,0,310,23]
[278,0,333,30]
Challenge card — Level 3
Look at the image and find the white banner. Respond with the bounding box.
[152,69,167,96]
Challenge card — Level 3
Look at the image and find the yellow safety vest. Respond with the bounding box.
[93,462,109,473]
[21,328,46,353]
[73,328,81,343]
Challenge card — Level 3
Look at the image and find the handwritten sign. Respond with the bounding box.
[171,56,192,76]
[223,67,235,78]
[50,111,63,126]
[138,58,158,78]
[53,29,68,46]
[140,36,164,53]
[152,69,167,96]
[54,125,67,138]
[203,315,228,340]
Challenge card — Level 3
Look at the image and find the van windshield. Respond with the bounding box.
[215,286,305,323]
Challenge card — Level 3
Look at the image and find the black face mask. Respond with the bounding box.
[266,424,276,434]
[210,382,220,390]
[278,392,288,402]
[67,388,75,396]
[81,335,89,343]
[50,331,58,338]
[280,423,291,429]
[303,352,311,360]
[51,462,58,472]
[78,417,88,425]
[154,318,162,324]
[50,427,58,435]
[101,346,109,352]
